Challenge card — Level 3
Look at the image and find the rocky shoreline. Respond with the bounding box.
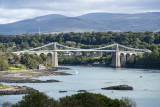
[0,78,60,83]
[0,68,72,83]
[0,68,72,95]
[0,84,38,95]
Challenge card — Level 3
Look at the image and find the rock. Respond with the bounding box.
[77,90,87,92]
[0,79,60,83]
[0,86,38,95]
[52,67,71,70]
[101,85,133,90]
[59,91,67,93]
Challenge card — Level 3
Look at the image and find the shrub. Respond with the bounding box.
[59,93,126,107]
[12,92,136,107]
[121,97,136,107]
[12,92,59,107]
[0,52,9,71]
[2,102,12,107]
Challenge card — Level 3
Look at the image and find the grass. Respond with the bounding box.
[9,67,21,70]
[0,84,7,88]
[92,57,102,59]
[0,84,20,89]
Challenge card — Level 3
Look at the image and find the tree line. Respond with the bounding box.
[0,31,160,70]
[0,31,160,51]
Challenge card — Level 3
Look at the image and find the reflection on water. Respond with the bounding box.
[0,66,160,107]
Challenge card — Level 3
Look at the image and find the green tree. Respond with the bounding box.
[150,44,158,51]
[12,92,59,107]
[0,52,9,71]
[13,54,20,64]
[59,92,128,107]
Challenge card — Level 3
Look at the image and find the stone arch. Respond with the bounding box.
[33,53,40,56]
[40,53,45,56]
[120,53,126,67]
[47,53,53,64]
[131,54,136,59]
[132,53,136,57]
[126,53,131,61]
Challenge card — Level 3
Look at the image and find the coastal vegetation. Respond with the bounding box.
[0,52,9,71]
[0,31,160,70]
[0,52,52,70]
[11,92,136,107]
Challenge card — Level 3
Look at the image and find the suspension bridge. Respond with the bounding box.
[13,42,151,68]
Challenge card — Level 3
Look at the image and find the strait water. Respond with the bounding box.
[0,66,160,107]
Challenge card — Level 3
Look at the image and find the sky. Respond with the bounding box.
[0,0,160,24]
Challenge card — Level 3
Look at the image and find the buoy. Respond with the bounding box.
[75,71,78,74]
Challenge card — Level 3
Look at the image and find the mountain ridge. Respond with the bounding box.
[0,12,160,35]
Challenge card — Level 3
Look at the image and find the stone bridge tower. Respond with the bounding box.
[52,42,58,67]
[111,43,121,68]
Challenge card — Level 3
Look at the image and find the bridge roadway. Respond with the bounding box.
[13,50,144,53]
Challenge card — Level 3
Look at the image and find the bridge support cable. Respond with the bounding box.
[118,44,150,52]
[27,42,54,51]
[56,43,82,50]
[89,43,116,50]
[12,42,152,68]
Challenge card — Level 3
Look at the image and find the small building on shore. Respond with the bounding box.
[38,64,45,70]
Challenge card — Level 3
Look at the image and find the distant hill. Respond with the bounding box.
[0,12,160,35]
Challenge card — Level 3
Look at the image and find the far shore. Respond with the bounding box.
[60,64,160,70]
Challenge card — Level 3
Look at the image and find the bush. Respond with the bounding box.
[12,92,136,107]
[59,92,126,107]
[2,102,12,107]
[12,92,59,107]
[121,97,136,107]
[0,52,9,71]
[15,64,26,69]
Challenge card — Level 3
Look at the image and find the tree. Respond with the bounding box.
[121,97,136,107]
[20,54,38,69]
[59,92,128,107]
[13,54,20,64]
[2,102,12,107]
[12,92,59,107]
[150,44,158,51]
[0,52,9,71]
[11,92,136,107]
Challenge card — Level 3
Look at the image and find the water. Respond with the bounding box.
[0,66,160,107]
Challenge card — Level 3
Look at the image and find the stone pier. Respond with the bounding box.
[111,43,139,68]
[52,42,58,67]
[111,44,121,67]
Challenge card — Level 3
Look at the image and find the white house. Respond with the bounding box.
[38,64,45,70]
[63,51,73,56]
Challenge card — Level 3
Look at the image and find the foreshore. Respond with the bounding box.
[0,67,72,83]
[0,67,72,95]
[0,84,38,95]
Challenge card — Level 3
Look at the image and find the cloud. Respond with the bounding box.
[0,0,160,24]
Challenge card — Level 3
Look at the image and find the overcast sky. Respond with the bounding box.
[0,0,160,24]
